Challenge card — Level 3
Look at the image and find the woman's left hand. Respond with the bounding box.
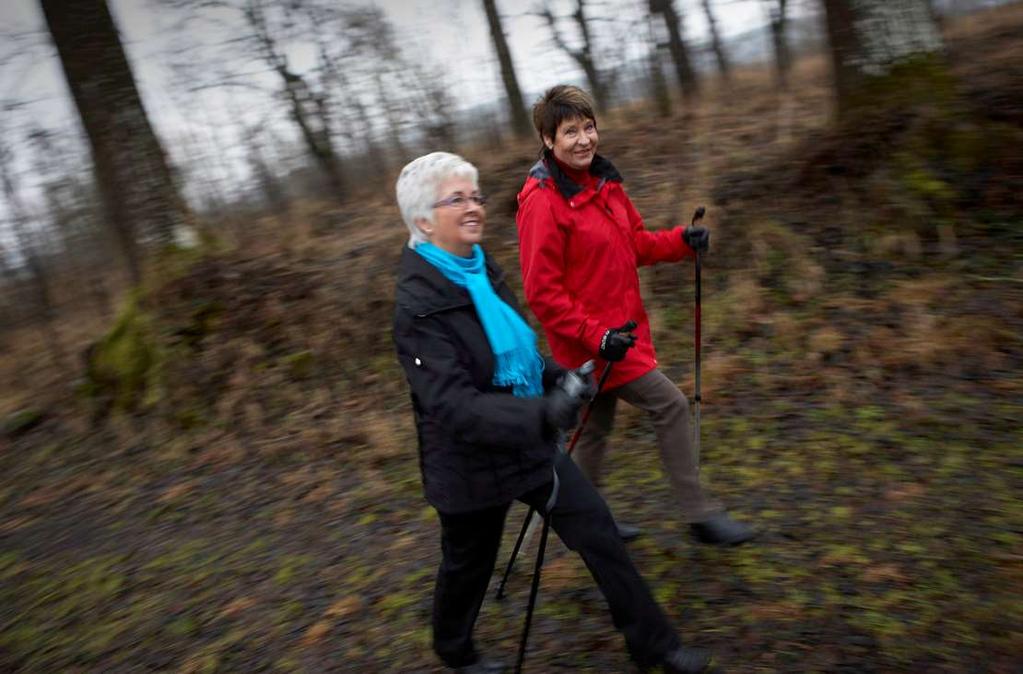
[683,226,710,252]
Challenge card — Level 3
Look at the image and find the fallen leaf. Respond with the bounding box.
[862,563,908,583]
[302,619,332,646]
[219,596,258,619]
[325,595,364,620]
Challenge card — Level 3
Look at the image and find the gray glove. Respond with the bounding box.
[543,388,583,432]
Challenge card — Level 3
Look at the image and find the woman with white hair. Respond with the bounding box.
[392,151,711,673]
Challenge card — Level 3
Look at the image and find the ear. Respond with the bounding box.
[542,134,554,150]
[415,216,433,235]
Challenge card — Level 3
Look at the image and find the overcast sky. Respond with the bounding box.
[1,0,779,127]
[0,0,785,228]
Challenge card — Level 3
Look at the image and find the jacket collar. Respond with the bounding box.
[396,245,505,317]
[528,150,623,200]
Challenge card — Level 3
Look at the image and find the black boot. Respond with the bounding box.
[453,656,507,673]
[616,521,643,541]
[690,512,755,546]
[644,646,712,673]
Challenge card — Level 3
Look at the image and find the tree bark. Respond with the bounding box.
[571,0,609,110]
[40,0,193,285]
[316,42,387,181]
[650,0,699,99]
[767,0,791,89]
[646,15,672,117]
[481,0,531,137]
[373,70,409,160]
[822,0,945,115]
[0,142,68,371]
[701,0,731,82]
[540,0,609,111]
[244,1,346,200]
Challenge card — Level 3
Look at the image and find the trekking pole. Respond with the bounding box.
[514,477,556,674]
[690,206,706,461]
[513,358,606,674]
[566,359,616,457]
[494,356,618,601]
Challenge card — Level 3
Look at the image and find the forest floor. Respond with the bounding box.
[2,5,1022,673]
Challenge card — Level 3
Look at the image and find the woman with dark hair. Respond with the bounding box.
[393,151,710,673]
[516,85,754,545]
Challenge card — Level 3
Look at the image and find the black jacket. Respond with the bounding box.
[393,246,564,514]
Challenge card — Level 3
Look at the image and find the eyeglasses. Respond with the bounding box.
[432,193,487,209]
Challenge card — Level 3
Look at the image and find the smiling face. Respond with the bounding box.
[546,115,598,172]
[420,176,485,257]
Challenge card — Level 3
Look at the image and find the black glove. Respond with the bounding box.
[599,321,637,362]
[542,387,584,432]
[683,226,710,252]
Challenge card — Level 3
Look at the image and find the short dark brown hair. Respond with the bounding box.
[532,85,597,146]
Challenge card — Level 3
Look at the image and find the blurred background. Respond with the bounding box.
[1,0,1021,672]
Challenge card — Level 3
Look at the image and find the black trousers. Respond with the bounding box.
[433,453,681,668]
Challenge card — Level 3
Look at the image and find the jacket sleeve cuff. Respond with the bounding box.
[585,320,608,356]
[678,226,697,258]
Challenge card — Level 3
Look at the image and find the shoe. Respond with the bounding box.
[690,512,755,546]
[660,646,712,673]
[616,521,643,541]
[453,656,507,673]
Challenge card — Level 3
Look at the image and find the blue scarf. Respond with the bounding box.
[415,243,544,398]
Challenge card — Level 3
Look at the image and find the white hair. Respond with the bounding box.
[395,152,479,249]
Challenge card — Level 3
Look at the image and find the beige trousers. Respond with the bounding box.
[573,368,721,523]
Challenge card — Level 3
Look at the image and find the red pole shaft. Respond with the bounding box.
[694,251,702,459]
[565,361,614,456]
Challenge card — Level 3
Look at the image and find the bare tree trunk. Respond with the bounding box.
[482,0,531,137]
[307,14,388,180]
[822,0,944,115]
[242,125,289,217]
[29,128,112,320]
[281,67,345,197]
[322,60,386,180]
[571,0,609,110]
[40,0,193,286]
[397,65,457,150]
[700,0,731,82]
[373,70,409,160]
[651,0,699,99]
[767,0,792,88]
[540,0,610,111]
[0,143,68,371]
[244,1,346,200]
[646,14,672,116]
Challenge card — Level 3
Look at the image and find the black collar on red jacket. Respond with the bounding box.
[528,149,623,199]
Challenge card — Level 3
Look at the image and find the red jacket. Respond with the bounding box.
[516,154,695,390]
